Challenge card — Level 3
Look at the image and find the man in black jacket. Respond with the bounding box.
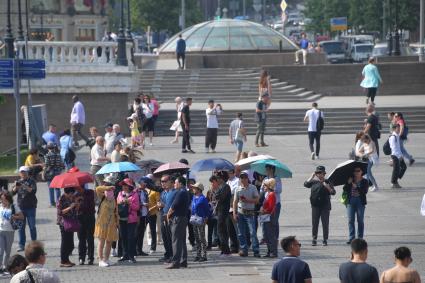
[304,166,335,246]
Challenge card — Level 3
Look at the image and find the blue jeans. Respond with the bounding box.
[366,159,378,189]
[47,181,61,206]
[236,213,259,254]
[400,139,413,162]
[346,196,365,241]
[19,208,37,248]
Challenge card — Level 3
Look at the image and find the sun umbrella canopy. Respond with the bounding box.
[250,159,292,178]
[191,158,234,173]
[235,154,276,170]
[96,162,141,175]
[50,171,93,189]
[328,160,368,186]
[153,162,190,176]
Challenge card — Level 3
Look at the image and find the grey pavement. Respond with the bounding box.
[2,133,425,283]
[157,94,425,110]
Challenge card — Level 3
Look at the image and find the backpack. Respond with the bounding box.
[383,135,395,155]
[316,110,324,132]
[310,184,327,207]
[400,124,409,140]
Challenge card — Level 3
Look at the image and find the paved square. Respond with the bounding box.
[2,133,424,283]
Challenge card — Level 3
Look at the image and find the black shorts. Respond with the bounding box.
[142,118,154,132]
[366,87,377,98]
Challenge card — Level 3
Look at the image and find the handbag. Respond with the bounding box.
[170,120,182,132]
[189,215,204,225]
[258,214,271,223]
[63,217,80,232]
[10,204,24,230]
[340,191,348,206]
[118,202,129,220]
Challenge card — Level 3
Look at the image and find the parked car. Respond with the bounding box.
[372,42,415,57]
[318,40,348,64]
[350,43,374,63]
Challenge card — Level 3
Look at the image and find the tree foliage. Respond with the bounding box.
[305,0,419,35]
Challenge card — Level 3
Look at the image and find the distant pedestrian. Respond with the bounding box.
[260,178,277,258]
[60,129,74,170]
[205,100,222,153]
[295,33,309,65]
[90,136,109,186]
[271,236,312,283]
[258,69,272,101]
[10,241,60,283]
[12,167,38,252]
[170,97,183,144]
[304,102,324,160]
[360,57,382,105]
[343,167,369,244]
[304,166,335,246]
[166,177,190,269]
[363,104,381,156]
[229,113,247,162]
[44,142,64,207]
[255,94,269,147]
[189,182,209,262]
[181,98,195,153]
[70,95,89,148]
[151,93,160,132]
[389,124,407,189]
[135,178,149,256]
[42,124,59,146]
[339,238,379,283]
[380,246,421,283]
[127,113,141,148]
[357,134,379,191]
[141,95,155,147]
[104,123,115,156]
[176,34,186,69]
[394,112,415,166]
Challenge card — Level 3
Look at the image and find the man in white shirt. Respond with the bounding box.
[104,123,116,156]
[389,124,407,188]
[70,95,89,147]
[205,100,222,153]
[303,102,324,160]
[90,136,109,186]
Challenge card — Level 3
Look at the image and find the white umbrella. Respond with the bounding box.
[235,154,276,170]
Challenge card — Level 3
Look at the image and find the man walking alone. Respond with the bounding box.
[176,34,186,69]
[181,98,195,153]
[304,102,324,160]
[70,95,89,148]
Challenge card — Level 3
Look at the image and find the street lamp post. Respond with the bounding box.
[181,0,186,30]
[420,0,424,62]
[4,0,15,58]
[116,0,128,66]
[126,0,132,40]
[394,0,401,55]
[17,0,25,41]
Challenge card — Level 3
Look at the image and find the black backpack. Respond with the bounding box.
[310,184,327,207]
[383,135,395,155]
[316,110,324,132]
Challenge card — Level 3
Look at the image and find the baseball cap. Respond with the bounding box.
[19,166,29,172]
[315,165,326,174]
[190,182,204,191]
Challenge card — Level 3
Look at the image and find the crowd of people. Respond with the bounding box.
[0,65,421,283]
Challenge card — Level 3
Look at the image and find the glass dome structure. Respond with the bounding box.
[158,19,298,53]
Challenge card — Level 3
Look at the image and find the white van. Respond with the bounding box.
[350,43,374,63]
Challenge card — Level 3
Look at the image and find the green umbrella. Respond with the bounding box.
[250,159,292,178]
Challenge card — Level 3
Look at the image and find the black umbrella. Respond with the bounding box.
[328,160,368,187]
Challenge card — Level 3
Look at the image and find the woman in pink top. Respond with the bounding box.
[117,178,140,263]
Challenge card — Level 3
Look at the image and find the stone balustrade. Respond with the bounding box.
[15,41,134,66]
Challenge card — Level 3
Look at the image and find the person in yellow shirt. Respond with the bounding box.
[24,148,44,180]
[143,177,160,254]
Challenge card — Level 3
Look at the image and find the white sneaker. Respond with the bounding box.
[311,152,315,160]
[99,261,109,267]
[105,260,115,266]
[211,149,216,153]
[205,148,209,153]
[315,155,319,160]
[111,249,117,257]
[370,186,379,192]
[149,249,155,255]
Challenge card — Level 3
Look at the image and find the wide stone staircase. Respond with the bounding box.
[153,107,425,136]
[137,68,322,103]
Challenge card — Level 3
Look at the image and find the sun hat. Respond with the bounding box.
[190,182,204,192]
[120,178,135,188]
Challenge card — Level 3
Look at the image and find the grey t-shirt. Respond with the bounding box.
[338,261,379,283]
[235,184,259,212]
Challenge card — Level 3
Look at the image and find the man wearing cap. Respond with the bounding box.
[43,142,64,207]
[255,94,269,147]
[304,166,335,246]
[12,166,38,252]
[205,100,223,153]
[233,171,260,257]
[190,182,209,261]
[104,123,116,156]
[166,177,190,269]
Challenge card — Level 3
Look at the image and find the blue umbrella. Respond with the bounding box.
[191,158,234,172]
[96,162,141,175]
[250,159,292,178]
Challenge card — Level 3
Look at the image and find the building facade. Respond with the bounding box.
[0,0,109,42]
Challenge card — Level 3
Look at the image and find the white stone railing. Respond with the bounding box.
[15,41,134,66]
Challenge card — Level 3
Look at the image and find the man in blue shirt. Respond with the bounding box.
[42,124,59,146]
[295,33,309,65]
[176,34,186,69]
[271,236,312,283]
[158,175,176,263]
[166,176,190,269]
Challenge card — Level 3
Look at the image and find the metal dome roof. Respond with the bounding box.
[158,19,298,53]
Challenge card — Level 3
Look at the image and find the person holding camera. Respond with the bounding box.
[205,100,223,153]
[304,166,335,246]
[12,166,38,252]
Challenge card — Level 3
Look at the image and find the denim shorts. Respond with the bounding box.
[234,140,243,152]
